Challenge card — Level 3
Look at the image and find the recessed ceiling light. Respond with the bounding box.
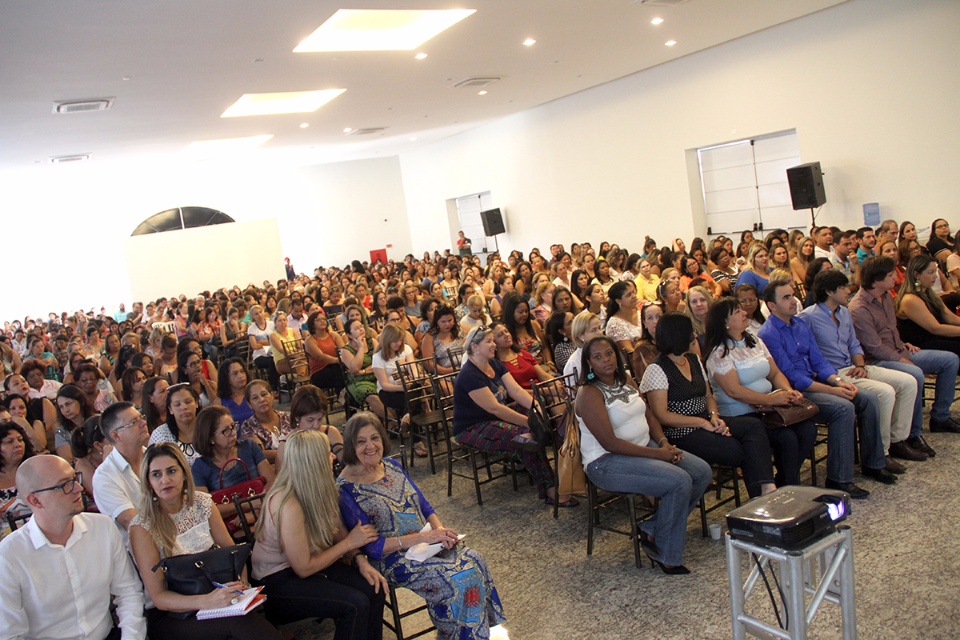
[414,52,428,60]
[343,127,353,133]
[185,135,273,155]
[294,9,476,52]
[299,122,310,129]
[477,90,488,96]
[523,38,536,46]
[665,39,677,47]
[651,17,664,26]
[221,89,345,118]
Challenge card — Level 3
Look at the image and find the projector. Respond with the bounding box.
[726,486,850,549]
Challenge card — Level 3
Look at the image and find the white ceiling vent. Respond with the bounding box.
[49,154,91,164]
[346,127,387,136]
[53,98,114,114]
[635,0,691,5]
[452,77,501,89]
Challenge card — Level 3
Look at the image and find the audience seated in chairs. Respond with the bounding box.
[452,325,573,508]
[338,412,506,638]
[0,455,147,639]
[641,312,776,499]
[251,430,386,638]
[130,442,281,640]
[575,336,711,574]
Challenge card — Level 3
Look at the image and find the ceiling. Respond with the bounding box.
[0,0,847,172]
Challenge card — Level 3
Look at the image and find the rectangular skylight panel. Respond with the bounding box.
[294,9,476,52]
[221,90,346,118]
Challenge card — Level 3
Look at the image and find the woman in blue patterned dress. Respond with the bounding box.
[338,412,505,640]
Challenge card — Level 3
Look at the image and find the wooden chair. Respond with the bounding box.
[231,492,267,543]
[531,372,578,519]
[383,586,436,640]
[431,372,520,506]
[279,338,311,402]
[446,347,464,371]
[698,464,741,537]
[586,479,658,569]
[397,356,449,474]
[5,510,31,532]
[337,348,368,419]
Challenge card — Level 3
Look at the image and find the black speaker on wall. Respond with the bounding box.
[786,162,826,210]
[480,208,505,236]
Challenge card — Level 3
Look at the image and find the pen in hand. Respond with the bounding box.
[211,581,245,596]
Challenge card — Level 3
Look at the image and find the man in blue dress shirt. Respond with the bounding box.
[758,275,883,498]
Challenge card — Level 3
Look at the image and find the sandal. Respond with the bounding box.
[545,495,580,508]
[414,442,429,458]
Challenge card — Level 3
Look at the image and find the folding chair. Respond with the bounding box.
[698,464,741,537]
[432,372,520,506]
[6,510,31,532]
[531,372,579,518]
[397,356,450,474]
[279,338,311,402]
[586,479,659,569]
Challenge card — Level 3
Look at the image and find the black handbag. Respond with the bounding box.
[754,398,819,428]
[152,543,251,618]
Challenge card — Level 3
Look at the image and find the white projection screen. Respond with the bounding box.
[123,219,285,303]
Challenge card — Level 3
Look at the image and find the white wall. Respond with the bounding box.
[0,155,411,319]
[398,0,960,255]
[123,219,284,303]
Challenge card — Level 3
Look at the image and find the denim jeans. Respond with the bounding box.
[586,446,711,566]
[803,391,856,484]
[875,349,959,433]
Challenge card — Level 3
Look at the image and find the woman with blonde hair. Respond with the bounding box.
[459,293,490,333]
[252,430,386,639]
[736,243,771,296]
[684,285,714,339]
[790,236,816,290]
[531,281,556,325]
[130,442,281,639]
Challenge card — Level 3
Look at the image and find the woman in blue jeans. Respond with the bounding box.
[575,336,711,574]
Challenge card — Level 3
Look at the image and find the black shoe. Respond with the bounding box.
[889,440,928,461]
[861,466,898,485]
[908,435,936,457]
[510,435,541,452]
[825,479,870,499]
[930,417,960,433]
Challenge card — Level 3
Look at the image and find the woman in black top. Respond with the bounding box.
[640,313,775,498]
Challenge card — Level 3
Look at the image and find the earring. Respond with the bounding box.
[587,372,595,380]
[152,494,158,502]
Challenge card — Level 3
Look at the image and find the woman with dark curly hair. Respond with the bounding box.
[501,292,552,369]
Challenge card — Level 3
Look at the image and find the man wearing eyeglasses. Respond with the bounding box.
[93,402,149,550]
[0,455,146,639]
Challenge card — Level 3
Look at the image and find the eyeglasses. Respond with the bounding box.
[469,326,490,344]
[115,414,146,432]
[33,472,82,495]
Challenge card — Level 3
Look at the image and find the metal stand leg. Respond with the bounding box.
[725,525,857,640]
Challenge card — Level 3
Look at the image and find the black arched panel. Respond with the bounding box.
[131,206,235,236]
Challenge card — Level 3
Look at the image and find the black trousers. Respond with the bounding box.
[254,355,280,391]
[672,415,775,498]
[745,413,818,487]
[311,365,345,392]
[258,564,384,640]
[145,606,281,640]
